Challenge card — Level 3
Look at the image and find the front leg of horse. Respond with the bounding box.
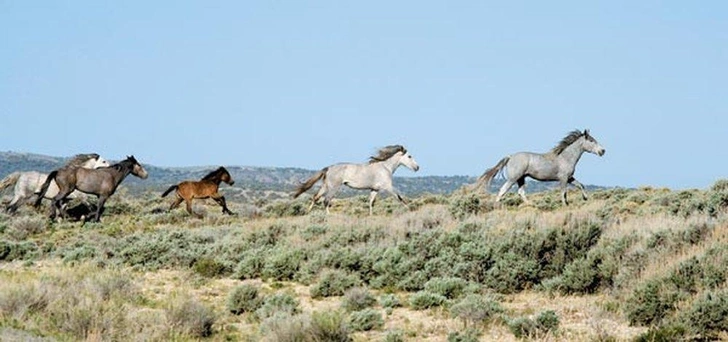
[569,177,588,200]
[91,196,109,222]
[560,181,569,206]
[215,196,236,215]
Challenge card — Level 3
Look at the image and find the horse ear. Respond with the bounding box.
[584,129,590,136]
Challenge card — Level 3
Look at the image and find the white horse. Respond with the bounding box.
[293,145,420,215]
[473,129,605,205]
[0,153,110,213]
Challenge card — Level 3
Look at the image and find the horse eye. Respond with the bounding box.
[408,155,412,159]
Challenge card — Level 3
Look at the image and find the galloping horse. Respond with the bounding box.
[473,129,605,205]
[0,153,109,213]
[35,156,148,222]
[293,145,420,215]
[161,166,236,218]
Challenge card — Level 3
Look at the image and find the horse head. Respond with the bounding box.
[399,150,420,172]
[92,156,111,168]
[582,130,606,156]
[127,155,149,179]
[220,167,235,185]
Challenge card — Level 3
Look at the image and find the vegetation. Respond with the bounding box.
[0,176,727,340]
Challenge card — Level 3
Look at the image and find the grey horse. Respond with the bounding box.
[35,155,148,222]
[0,153,109,213]
[293,145,420,215]
[473,129,605,205]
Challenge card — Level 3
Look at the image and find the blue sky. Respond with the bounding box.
[1,1,726,189]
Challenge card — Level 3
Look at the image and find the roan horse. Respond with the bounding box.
[472,129,605,205]
[0,153,109,213]
[35,155,148,222]
[161,166,236,218]
[293,145,420,215]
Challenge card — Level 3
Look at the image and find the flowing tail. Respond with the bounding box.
[0,172,21,191]
[292,167,328,198]
[470,157,510,193]
[34,171,58,207]
[161,185,179,198]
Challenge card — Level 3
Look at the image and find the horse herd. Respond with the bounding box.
[0,129,605,222]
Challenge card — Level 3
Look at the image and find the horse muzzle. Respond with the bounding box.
[598,149,606,156]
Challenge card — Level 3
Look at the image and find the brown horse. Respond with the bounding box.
[161,166,236,218]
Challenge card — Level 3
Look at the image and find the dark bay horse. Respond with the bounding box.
[473,130,605,205]
[161,166,235,218]
[293,145,420,215]
[35,156,149,222]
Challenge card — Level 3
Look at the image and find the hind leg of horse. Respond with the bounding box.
[5,195,24,214]
[569,177,588,200]
[308,185,327,212]
[92,196,109,222]
[516,177,530,204]
[185,199,202,218]
[323,185,342,214]
[495,179,516,203]
[368,190,378,216]
[169,196,183,211]
[50,189,74,220]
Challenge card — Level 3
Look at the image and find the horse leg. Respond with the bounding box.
[6,195,23,214]
[309,185,327,212]
[516,177,530,204]
[214,195,235,215]
[569,177,588,200]
[368,190,378,216]
[494,179,516,203]
[323,185,341,215]
[186,199,202,218]
[93,195,109,222]
[169,196,183,211]
[560,180,569,206]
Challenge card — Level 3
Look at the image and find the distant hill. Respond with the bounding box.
[0,151,605,202]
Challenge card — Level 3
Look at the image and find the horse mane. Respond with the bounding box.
[369,145,407,164]
[550,130,585,155]
[63,153,100,168]
[110,156,138,172]
[201,167,227,181]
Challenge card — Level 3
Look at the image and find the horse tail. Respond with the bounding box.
[34,171,57,207]
[161,185,179,198]
[0,172,21,191]
[292,167,328,198]
[471,156,510,193]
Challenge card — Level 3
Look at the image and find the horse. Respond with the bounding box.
[0,153,109,213]
[34,155,149,222]
[160,166,236,218]
[292,145,420,215]
[472,129,605,206]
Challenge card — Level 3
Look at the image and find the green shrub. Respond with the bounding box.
[447,328,481,342]
[193,257,230,278]
[424,277,468,299]
[309,310,352,342]
[7,216,46,240]
[634,325,686,342]
[408,291,446,310]
[508,310,559,339]
[449,294,503,328]
[262,248,306,281]
[256,292,300,320]
[0,240,39,261]
[484,252,539,294]
[379,294,401,309]
[341,287,376,312]
[310,270,361,299]
[348,308,384,332]
[166,298,216,338]
[384,330,405,342]
[235,247,268,279]
[680,290,728,339]
[449,195,481,219]
[227,284,262,315]
[624,280,676,326]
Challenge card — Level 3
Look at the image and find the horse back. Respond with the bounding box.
[177,180,219,199]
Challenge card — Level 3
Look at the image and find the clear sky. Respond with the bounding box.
[1,2,726,189]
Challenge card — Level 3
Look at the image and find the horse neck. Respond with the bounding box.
[558,139,587,167]
[379,155,403,174]
[110,163,134,185]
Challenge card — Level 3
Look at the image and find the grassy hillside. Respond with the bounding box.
[0,181,727,341]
